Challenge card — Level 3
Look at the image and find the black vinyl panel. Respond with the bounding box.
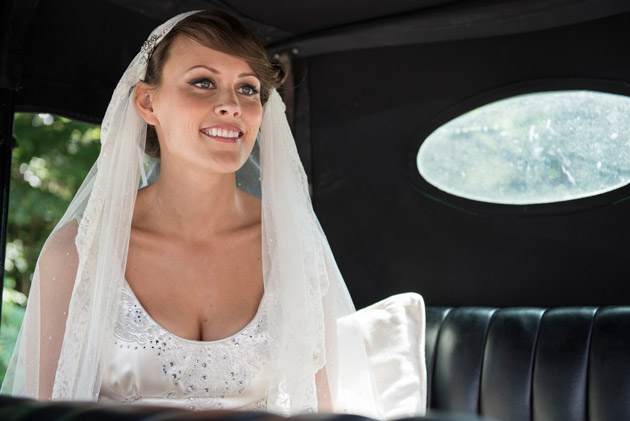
[227,0,454,34]
[16,0,160,123]
[0,0,39,89]
[105,0,293,46]
[532,307,596,421]
[268,0,630,58]
[308,13,630,308]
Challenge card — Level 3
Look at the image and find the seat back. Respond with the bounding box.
[425,306,630,421]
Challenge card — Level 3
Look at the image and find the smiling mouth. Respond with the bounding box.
[200,127,244,143]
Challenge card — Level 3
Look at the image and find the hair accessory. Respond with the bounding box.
[138,17,183,65]
[140,34,160,64]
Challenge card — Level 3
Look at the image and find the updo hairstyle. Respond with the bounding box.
[142,10,287,159]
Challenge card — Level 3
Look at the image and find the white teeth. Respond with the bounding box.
[204,128,240,138]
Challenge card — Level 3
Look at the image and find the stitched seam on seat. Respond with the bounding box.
[428,307,452,409]
[476,307,498,416]
[585,307,599,421]
[529,308,548,421]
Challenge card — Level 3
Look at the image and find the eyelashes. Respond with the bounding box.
[188,78,260,96]
[238,85,260,96]
[190,78,213,89]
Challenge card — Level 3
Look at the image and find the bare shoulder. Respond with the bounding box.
[39,219,79,265]
[38,219,80,290]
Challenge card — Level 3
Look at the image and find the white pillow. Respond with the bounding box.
[339,293,427,419]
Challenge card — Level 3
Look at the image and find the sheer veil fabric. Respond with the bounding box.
[1,11,389,417]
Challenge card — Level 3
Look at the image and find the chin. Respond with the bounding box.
[205,154,251,174]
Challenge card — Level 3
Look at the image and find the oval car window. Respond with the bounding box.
[417,91,630,205]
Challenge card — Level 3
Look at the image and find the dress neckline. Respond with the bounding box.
[122,279,266,345]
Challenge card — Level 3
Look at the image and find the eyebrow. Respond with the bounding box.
[186,64,259,80]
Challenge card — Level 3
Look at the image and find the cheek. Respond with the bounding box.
[158,93,207,136]
[157,87,202,114]
[175,94,207,117]
[244,102,263,131]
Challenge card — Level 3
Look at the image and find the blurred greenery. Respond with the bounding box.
[0,298,25,384]
[1,113,100,384]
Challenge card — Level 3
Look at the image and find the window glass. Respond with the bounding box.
[417,91,630,204]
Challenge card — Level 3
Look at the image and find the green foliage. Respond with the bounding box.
[0,296,26,385]
[5,113,100,294]
[1,113,100,384]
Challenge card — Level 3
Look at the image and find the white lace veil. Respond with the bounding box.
[1,10,384,417]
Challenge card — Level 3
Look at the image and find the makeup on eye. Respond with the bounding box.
[189,77,214,89]
[238,84,260,96]
[187,77,260,96]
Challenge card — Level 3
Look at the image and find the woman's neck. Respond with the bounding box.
[135,159,249,240]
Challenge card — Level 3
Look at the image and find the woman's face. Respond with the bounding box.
[145,36,263,174]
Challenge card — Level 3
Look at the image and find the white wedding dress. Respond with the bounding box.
[98,280,428,418]
[98,280,270,410]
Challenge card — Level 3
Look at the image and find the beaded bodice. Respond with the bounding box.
[98,281,269,410]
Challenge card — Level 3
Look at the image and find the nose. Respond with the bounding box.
[214,89,241,118]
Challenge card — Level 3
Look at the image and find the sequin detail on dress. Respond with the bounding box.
[103,281,269,410]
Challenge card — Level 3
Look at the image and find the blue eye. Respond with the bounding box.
[239,85,260,96]
[190,78,213,89]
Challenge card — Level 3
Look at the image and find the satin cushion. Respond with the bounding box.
[349,293,427,418]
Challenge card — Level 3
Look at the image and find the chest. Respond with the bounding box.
[125,230,263,341]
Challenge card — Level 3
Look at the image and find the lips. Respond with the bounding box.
[200,125,244,143]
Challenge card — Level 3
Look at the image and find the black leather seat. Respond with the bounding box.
[0,395,490,421]
[426,306,630,421]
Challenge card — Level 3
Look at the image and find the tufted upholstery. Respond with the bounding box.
[425,306,630,421]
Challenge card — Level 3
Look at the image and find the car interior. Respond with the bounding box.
[1,1,630,420]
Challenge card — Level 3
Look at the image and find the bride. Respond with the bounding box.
[1,10,425,418]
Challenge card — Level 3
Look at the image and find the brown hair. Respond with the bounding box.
[142,10,286,158]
